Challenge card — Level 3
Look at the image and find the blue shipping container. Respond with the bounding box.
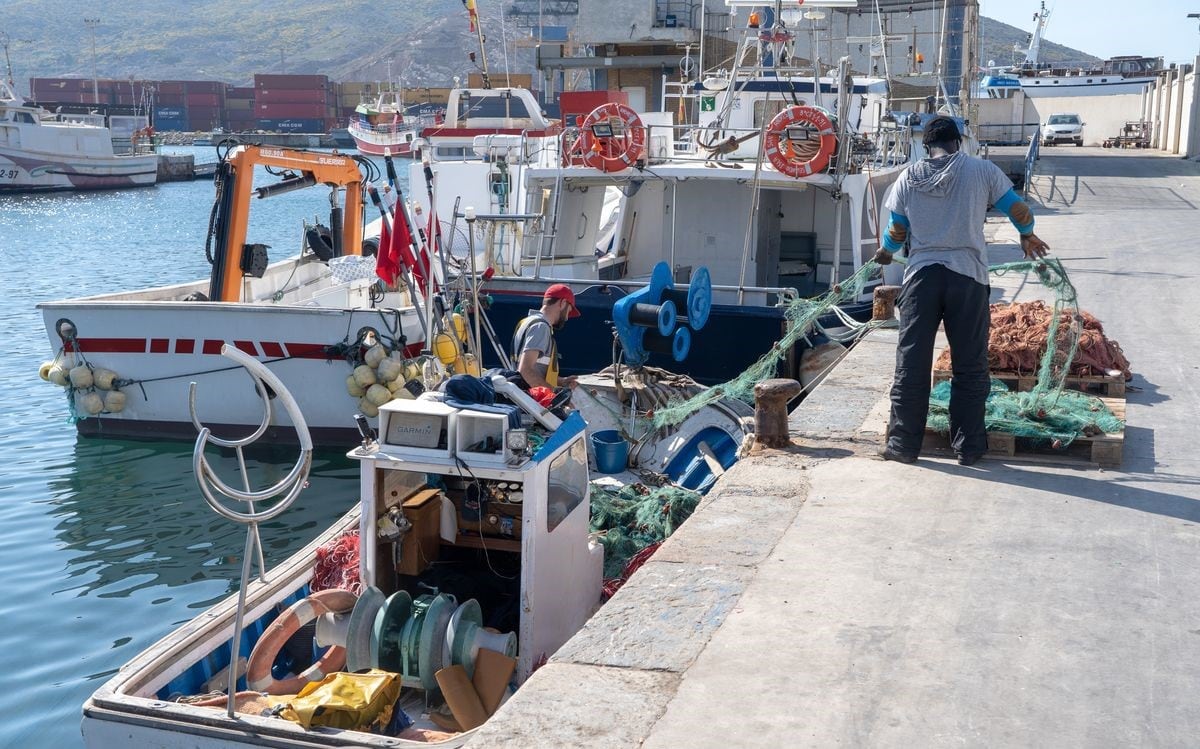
[153,116,189,131]
[256,118,325,132]
[154,107,185,118]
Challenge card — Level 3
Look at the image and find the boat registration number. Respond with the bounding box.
[0,169,18,179]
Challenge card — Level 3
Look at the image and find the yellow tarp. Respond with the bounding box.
[273,670,402,731]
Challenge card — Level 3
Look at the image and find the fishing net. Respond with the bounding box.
[589,482,701,579]
[647,257,1123,447]
[652,261,885,430]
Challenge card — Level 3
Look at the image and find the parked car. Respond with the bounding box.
[1043,113,1085,146]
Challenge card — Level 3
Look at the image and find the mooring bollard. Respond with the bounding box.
[872,285,901,321]
[753,378,802,448]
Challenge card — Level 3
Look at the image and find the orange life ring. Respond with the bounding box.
[763,105,837,178]
[245,588,358,695]
[577,102,646,173]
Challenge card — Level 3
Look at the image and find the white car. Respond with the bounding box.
[1043,113,1085,146]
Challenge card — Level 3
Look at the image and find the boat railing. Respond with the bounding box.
[1023,129,1040,199]
[491,271,803,307]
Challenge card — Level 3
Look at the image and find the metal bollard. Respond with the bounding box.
[753,378,802,448]
[872,285,901,321]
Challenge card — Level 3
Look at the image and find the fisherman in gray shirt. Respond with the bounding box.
[875,116,1049,466]
[511,284,581,390]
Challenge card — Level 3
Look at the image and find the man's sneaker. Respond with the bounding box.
[878,447,918,464]
[957,453,983,466]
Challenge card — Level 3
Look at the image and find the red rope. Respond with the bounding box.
[601,541,663,600]
[310,530,362,595]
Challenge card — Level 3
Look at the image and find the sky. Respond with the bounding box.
[980,0,1200,65]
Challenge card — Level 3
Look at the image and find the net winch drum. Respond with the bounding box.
[444,599,518,679]
[612,262,712,366]
[397,593,456,690]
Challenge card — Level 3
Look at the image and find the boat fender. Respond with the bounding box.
[346,375,367,398]
[578,103,647,173]
[359,397,380,418]
[376,358,403,383]
[763,105,837,178]
[366,384,392,407]
[245,588,358,695]
[38,362,54,382]
[353,365,377,389]
[93,368,118,391]
[365,343,389,369]
[69,365,94,389]
[48,365,69,387]
[103,390,126,413]
[305,226,335,262]
[79,392,104,415]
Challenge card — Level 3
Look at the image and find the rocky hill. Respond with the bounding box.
[4,1,1095,90]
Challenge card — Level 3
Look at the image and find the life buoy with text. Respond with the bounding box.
[245,588,358,695]
[764,106,836,178]
[578,103,646,173]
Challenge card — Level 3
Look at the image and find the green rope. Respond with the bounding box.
[589,482,701,578]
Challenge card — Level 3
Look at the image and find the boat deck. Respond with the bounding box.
[460,148,1200,747]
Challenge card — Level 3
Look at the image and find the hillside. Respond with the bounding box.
[979,16,1099,69]
[5,2,1095,91]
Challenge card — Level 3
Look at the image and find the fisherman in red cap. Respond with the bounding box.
[511,284,581,390]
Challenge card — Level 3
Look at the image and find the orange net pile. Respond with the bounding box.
[936,301,1131,380]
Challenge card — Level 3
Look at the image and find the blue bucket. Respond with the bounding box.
[590,429,629,474]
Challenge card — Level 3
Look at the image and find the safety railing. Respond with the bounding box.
[1023,128,1040,198]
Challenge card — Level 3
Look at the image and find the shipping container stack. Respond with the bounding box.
[184,80,225,131]
[154,80,189,130]
[225,86,255,133]
[255,74,331,133]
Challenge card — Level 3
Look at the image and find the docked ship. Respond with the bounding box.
[981,2,1161,99]
[348,88,443,156]
[0,78,157,192]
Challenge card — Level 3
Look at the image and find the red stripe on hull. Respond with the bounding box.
[284,342,331,360]
[202,339,224,355]
[69,338,148,353]
[233,340,259,356]
[150,338,169,353]
[175,339,195,354]
[260,341,285,358]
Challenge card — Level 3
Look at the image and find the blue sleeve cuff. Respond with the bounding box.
[995,189,1035,234]
[881,211,908,252]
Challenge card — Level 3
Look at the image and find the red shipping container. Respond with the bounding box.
[227,86,255,99]
[257,102,327,118]
[254,88,329,104]
[158,81,187,94]
[254,74,328,90]
[186,93,223,107]
[184,81,224,94]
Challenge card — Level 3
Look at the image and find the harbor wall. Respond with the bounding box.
[1142,61,1198,158]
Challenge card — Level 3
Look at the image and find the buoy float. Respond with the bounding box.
[69,365,94,389]
[79,392,104,415]
[365,384,392,407]
[93,368,118,391]
[376,358,403,384]
[578,103,646,173]
[38,362,54,381]
[346,374,366,397]
[103,390,126,413]
[433,333,458,366]
[364,343,388,369]
[352,365,377,389]
[358,397,380,417]
[48,366,69,387]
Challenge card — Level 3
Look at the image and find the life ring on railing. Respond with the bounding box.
[245,588,358,695]
[763,106,836,178]
[578,103,646,173]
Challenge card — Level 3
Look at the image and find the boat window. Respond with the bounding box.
[1101,78,1108,83]
[464,94,530,120]
[14,111,36,124]
[753,99,789,128]
[1087,79,1093,83]
[436,146,468,158]
[546,438,587,533]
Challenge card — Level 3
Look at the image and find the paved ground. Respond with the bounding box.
[467,150,1200,748]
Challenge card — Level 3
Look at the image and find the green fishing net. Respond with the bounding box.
[589,483,701,578]
[649,257,1123,446]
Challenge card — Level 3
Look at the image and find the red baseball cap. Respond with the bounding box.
[544,283,581,318]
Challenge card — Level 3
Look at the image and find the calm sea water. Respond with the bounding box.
[0,148,408,748]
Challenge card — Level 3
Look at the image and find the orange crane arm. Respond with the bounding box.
[209,145,365,303]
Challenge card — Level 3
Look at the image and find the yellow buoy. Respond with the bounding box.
[79,392,104,415]
[358,396,380,418]
[346,374,366,398]
[433,333,458,365]
[48,366,69,387]
[38,362,54,381]
[93,368,118,391]
[69,365,94,389]
[453,354,481,377]
[451,313,469,342]
[103,390,127,413]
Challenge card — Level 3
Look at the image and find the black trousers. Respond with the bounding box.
[887,263,990,458]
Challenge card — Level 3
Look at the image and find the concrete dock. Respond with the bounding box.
[467,148,1200,747]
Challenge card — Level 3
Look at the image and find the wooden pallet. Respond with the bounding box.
[922,395,1125,468]
[932,368,1126,397]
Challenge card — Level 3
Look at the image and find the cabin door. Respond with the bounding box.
[519,413,602,679]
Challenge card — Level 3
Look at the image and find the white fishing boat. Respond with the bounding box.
[981,2,1160,99]
[405,0,929,385]
[81,338,749,747]
[0,78,157,192]
[349,88,443,157]
[37,144,428,445]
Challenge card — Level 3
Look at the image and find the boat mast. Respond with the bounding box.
[1022,1,1049,68]
[466,0,493,89]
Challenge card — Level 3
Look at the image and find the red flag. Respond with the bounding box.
[390,209,429,292]
[375,215,398,285]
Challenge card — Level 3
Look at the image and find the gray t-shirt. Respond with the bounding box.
[883,152,1013,286]
[512,310,555,381]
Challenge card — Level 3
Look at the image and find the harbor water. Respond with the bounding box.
[0,148,407,748]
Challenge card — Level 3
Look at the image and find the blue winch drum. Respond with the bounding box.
[591,429,629,474]
[672,326,691,362]
[629,300,677,337]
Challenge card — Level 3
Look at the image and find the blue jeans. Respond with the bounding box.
[886,264,990,458]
